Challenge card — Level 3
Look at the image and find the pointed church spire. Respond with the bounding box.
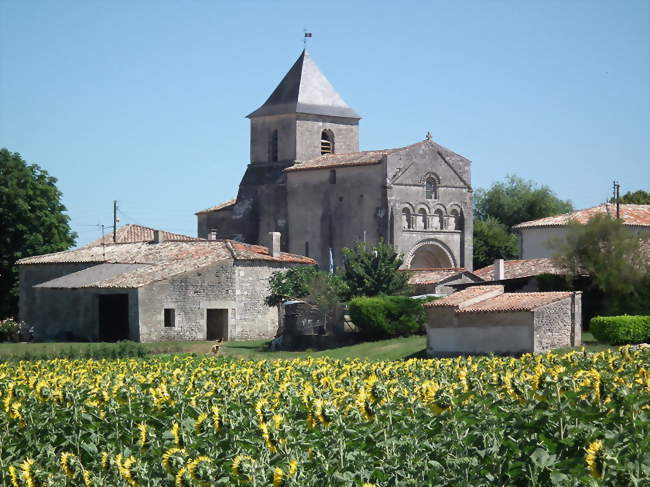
[247,50,360,119]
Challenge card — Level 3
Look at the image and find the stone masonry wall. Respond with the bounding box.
[533,297,574,352]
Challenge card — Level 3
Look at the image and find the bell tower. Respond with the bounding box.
[247,50,361,165]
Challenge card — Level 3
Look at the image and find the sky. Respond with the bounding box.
[1,0,649,247]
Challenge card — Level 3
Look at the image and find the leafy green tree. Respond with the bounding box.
[609,189,650,205]
[341,240,410,299]
[0,149,76,318]
[473,217,519,269]
[472,175,573,268]
[265,266,346,306]
[549,214,650,315]
[474,175,573,229]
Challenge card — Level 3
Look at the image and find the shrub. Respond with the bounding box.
[348,296,425,339]
[590,315,650,345]
[0,318,21,342]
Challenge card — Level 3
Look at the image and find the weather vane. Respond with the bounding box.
[304,29,312,48]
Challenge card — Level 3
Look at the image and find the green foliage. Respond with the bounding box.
[590,316,650,345]
[550,214,649,299]
[474,175,573,229]
[341,240,410,299]
[265,266,346,307]
[472,175,572,269]
[472,216,519,269]
[348,296,425,339]
[610,189,650,205]
[0,318,21,342]
[0,149,76,318]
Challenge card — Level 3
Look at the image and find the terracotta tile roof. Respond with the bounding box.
[458,292,574,313]
[513,204,650,229]
[401,268,480,285]
[473,258,566,281]
[84,224,200,247]
[17,240,315,288]
[284,141,427,172]
[425,285,503,308]
[195,198,237,215]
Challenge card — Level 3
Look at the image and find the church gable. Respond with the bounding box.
[386,140,471,189]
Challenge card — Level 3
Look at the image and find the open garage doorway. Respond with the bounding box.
[206,309,228,340]
[98,294,130,341]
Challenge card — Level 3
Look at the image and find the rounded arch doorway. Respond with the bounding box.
[406,240,456,269]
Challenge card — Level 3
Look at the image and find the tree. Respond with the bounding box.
[473,217,519,269]
[549,214,650,316]
[610,189,650,205]
[473,175,573,268]
[341,240,410,299]
[0,149,76,318]
[265,266,346,306]
[474,175,573,229]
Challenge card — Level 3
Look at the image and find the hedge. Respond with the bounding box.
[348,296,426,339]
[590,315,650,345]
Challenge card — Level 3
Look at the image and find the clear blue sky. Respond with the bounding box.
[1,0,648,246]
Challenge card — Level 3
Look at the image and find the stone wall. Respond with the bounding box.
[138,261,236,342]
[533,294,581,351]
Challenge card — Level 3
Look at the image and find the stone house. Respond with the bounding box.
[18,227,314,342]
[197,50,473,270]
[424,285,581,356]
[513,203,650,259]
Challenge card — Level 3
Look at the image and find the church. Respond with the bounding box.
[196,50,474,270]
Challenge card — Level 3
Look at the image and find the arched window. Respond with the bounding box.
[269,130,278,162]
[418,209,428,229]
[425,178,437,199]
[450,209,462,230]
[433,209,444,230]
[401,208,412,230]
[321,130,334,155]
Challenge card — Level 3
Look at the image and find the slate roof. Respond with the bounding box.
[17,240,315,288]
[84,224,200,247]
[195,198,237,215]
[473,258,566,281]
[513,204,650,229]
[457,292,574,313]
[247,50,360,119]
[285,141,426,172]
[401,268,480,285]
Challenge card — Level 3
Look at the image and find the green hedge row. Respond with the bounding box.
[590,315,650,345]
[348,296,428,339]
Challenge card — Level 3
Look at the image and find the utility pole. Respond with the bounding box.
[613,181,620,219]
[113,200,118,242]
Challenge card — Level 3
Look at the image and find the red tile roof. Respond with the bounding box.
[195,198,237,215]
[458,292,574,313]
[425,285,503,307]
[401,268,479,285]
[84,224,200,247]
[284,141,427,172]
[473,258,566,281]
[17,240,315,288]
[513,204,650,229]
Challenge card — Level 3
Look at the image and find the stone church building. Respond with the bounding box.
[197,50,473,270]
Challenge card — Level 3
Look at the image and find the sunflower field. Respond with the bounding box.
[0,348,649,486]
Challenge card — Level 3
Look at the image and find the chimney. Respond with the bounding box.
[208,229,218,241]
[493,259,505,281]
[266,232,281,258]
[153,230,164,244]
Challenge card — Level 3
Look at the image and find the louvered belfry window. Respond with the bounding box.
[320,130,334,155]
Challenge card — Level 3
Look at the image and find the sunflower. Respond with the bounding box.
[585,440,604,479]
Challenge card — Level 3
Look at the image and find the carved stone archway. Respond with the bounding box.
[405,239,456,269]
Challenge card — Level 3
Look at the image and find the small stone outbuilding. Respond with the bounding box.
[18,228,314,342]
[424,285,581,356]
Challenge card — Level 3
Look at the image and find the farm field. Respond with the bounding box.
[1,348,648,486]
